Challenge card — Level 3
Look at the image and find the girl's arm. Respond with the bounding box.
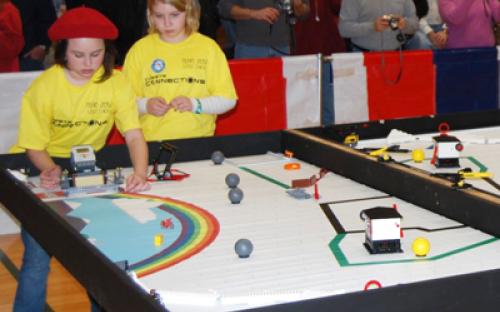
[26,149,61,189]
[123,128,150,192]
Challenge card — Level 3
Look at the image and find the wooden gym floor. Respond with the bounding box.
[0,233,90,311]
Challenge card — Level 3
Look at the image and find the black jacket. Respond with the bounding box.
[12,0,56,54]
[412,0,429,19]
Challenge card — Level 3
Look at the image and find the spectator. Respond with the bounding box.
[439,0,500,49]
[123,0,237,141]
[0,0,24,72]
[339,0,418,51]
[217,0,310,59]
[294,0,346,55]
[407,0,447,49]
[12,0,56,71]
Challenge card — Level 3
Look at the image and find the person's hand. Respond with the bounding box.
[429,31,447,49]
[24,45,47,61]
[124,173,150,193]
[292,0,309,17]
[170,96,193,112]
[374,16,390,32]
[252,7,280,24]
[40,166,61,189]
[396,17,407,30]
[146,97,170,116]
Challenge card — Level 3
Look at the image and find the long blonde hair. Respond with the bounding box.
[147,0,200,35]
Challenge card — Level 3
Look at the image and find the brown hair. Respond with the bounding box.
[53,39,117,83]
[147,0,200,35]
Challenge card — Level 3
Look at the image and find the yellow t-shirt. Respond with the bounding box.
[10,65,141,158]
[123,32,237,142]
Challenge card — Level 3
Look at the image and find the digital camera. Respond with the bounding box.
[277,0,296,24]
[383,14,400,31]
[277,0,293,16]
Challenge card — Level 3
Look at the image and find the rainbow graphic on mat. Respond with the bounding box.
[50,193,219,278]
[125,193,220,277]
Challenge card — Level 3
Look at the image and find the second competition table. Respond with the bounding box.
[1,110,500,311]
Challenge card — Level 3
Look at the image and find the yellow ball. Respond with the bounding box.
[412,149,425,163]
[412,237,430,257]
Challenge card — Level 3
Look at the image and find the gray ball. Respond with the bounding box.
[211,150,225,165]
[235,238,253,258]
[228,187,244,204]
[225,173,240,188]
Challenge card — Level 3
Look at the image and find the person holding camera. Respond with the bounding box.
[217,0,310,59]
[339,0,418,51]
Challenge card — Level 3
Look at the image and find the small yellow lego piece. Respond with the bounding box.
[369,146,389,157]
[154,234,164,246]
[460,172,493,179]
[344,133,359,146]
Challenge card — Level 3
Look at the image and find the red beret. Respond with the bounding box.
[48,7,118,41]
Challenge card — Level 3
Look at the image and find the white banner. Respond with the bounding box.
[0,71,42,154]
[282,54,321,129]
[332,52,369,124]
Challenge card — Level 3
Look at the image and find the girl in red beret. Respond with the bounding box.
[11,7,150,311]
[123,0,237,142]
[0,0,24,72]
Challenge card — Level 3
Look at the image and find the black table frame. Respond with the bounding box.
[2,110,500,311]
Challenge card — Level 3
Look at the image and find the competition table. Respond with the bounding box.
[1,110,500,311]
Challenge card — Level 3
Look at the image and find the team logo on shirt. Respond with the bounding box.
[52,119,108,128]
[151,59,166,73]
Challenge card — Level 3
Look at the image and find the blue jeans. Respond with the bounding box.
[405,24,445,50]
[234,42,290,59]
[14,229,51,312]
[14,229,103,311]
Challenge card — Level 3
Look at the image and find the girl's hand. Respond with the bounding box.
[146,97,170,116]
[40,166,62,189]
[170,96,193,112]
[124,173,150,193]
